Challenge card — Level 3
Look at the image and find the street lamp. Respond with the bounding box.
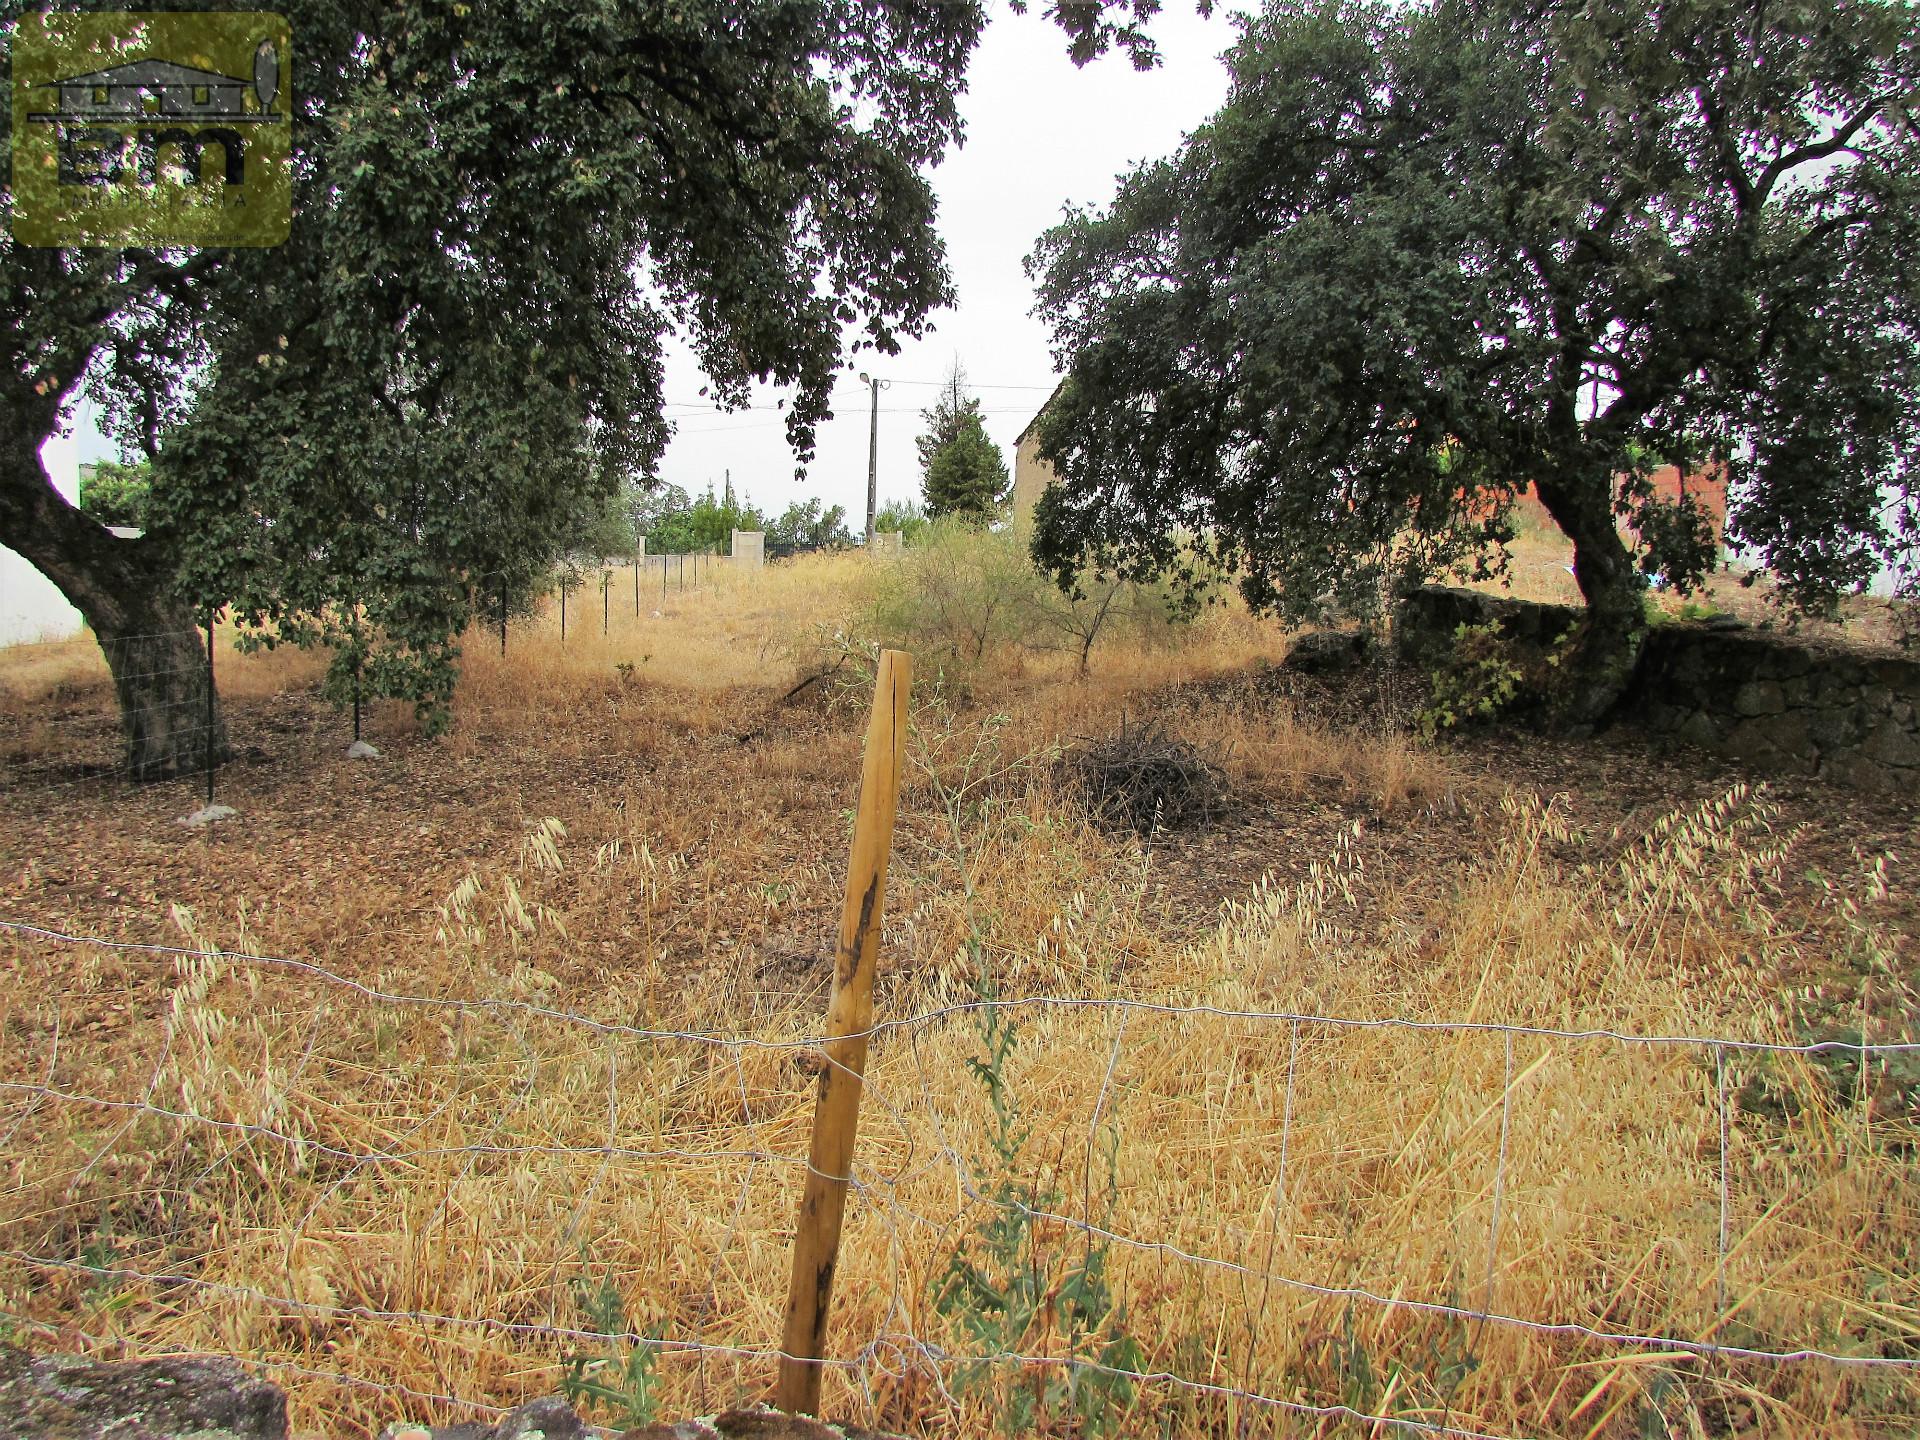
[857,370,890,543]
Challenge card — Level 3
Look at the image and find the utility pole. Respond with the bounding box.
[857,370,889,542]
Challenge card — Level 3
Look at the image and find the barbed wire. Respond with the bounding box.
[0,1253,1530,1439]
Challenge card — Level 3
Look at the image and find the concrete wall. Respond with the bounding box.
[1395,586,1920,793]
[729,529,764,568]
[1,434,85,648]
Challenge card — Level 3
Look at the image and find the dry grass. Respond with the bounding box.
[0,553,1914,1438]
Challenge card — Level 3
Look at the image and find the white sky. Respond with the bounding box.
[70,4,1245,528]
[656,2,1244,524]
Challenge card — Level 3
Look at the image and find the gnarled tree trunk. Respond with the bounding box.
[0,414,227,781]
[1532,468,1649,730]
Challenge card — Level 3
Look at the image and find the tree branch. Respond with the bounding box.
[1755,103,1883,206]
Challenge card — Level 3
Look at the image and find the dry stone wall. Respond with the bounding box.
[0,1343,904,1440]
[1632,623,1920,790]
[1394,586,1920,793]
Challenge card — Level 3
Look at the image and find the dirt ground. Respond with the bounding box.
[3,590,1918,1438]
[3,643,1912,1021]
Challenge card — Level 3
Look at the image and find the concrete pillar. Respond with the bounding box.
[730,529,765,568]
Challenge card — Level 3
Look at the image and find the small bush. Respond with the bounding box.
[1416,620,1527,739]
[854,520,1204,686]
[933,993,1143,1437]
[860,519,1048,686]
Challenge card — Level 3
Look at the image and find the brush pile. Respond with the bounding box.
[1057,718,1228,835]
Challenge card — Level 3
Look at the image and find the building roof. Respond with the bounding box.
[1014,378,1069,447]
[55,58,246,89]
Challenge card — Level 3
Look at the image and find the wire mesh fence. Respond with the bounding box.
[2,911,1914,1438]
[0,629,223,797]
[0,560,734,797]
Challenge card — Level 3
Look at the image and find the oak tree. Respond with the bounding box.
[2,0,984,773]
[1029,0,1920,718]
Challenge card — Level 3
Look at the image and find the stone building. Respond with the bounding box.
[1010,380,1066,527]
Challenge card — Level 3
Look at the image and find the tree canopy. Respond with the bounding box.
[924,411,1011,521]
[1029,0,1920,712]
[2,0,987,769]
[767,497,854,553]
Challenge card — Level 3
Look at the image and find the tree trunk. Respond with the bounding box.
[1531,468,1648,729]
[0,415,227,781]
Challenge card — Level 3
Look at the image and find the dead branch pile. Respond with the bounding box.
[1057,719,1228,836]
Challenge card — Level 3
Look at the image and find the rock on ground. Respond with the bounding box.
[378,1396,587,1440]
[177,803,239,828]
[622,1409,904,1440]
[0,1343,287,1440]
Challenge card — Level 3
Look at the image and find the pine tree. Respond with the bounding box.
[924,412,1010,521]
[916,358,986,480]
[918,358,1009,521]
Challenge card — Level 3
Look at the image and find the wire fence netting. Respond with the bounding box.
[2,908,1915,1439]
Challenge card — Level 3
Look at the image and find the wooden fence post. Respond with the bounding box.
[776,649,913,1415]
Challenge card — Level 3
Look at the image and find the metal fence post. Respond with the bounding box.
[203,606,216,807]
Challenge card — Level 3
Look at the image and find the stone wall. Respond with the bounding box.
[1011,425,1056,528]
[1632,624,1920,790]
[1395,586,1920,792]
[0,1343,903,1440]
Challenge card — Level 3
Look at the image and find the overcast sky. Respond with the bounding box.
[654,2,1246,527]
[648,2,1252,530]
[64,4,1246,527]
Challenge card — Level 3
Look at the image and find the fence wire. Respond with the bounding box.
[2,916,1915,1439]
[2,563,731,795]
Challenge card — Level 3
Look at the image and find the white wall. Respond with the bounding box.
[0,435,86,648]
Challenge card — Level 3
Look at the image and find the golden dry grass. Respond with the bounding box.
[0,552,1914,1439]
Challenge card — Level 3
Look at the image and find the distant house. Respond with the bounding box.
[31,57,255,124]
[1510,466,1729,553]
[1011,380,1067,526]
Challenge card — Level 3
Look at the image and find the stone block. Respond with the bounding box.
[730,529,765,568]
[0,1344,286,1440]
[380,1396,587,1440]
[625,1408,904,1440]
[1822,749,1900,793]
[1676,710,1720,751]
[1731,680,1785,717]
[1807,704,1865,750]
[1860,722,1920,770]
[1283,628,1374,674]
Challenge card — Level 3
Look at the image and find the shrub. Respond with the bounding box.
[933,992,1143,1437]
[1416,621,1526,739]
[860,519,1048,686]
